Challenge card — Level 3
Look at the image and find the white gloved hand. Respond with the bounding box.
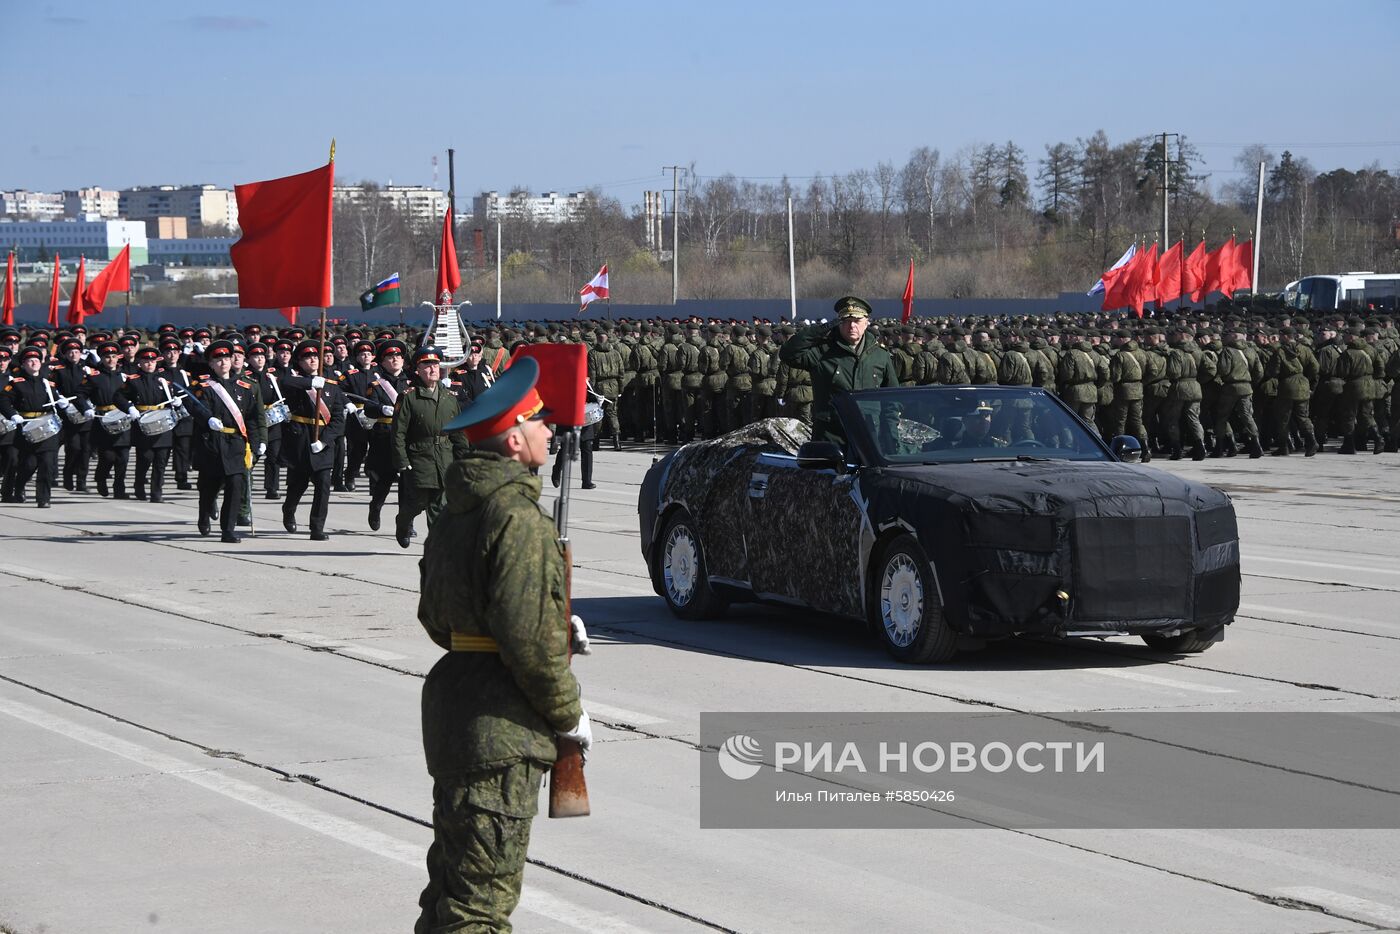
[8,414,22,425]
[171,396,185,409]
[310,376,327,390]
[381,405,395,417]
[183,342,195,354]
[207,417,224,432]
[344,402,357,415]
[84,407,96,418]
[256,442,267,457]
[310,440,326,454]
[558,709,593,761]
[127,408,141,419]
[57,397,73,410]
[570,614,592,656]
[356,411,374,429]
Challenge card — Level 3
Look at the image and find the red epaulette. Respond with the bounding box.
[86,367,100,376]
[236,379,251,389]
[9,377,24,384]
[194,374,210,383]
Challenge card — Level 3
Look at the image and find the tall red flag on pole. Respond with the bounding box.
[1230,239,1254,295]
[900,258,915,324]
[1183,239,1207,302]
[280,307,299,325]
[82,243,131,314]
[1202,237,1236,299]
[436,207,461,302]
[1,252,14,326]
[1126,242,1159,318]
[66,255,88,325]
[1155,240,1184,305]
[46,255,61,327]
[230,159,335,308]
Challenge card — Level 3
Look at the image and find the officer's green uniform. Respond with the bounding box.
[777,297,900,445]
[393,367,471,542]
[415,451,583,933]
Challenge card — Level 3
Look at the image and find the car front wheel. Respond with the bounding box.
[871,534,957,664]
[657,510,727,620]
[1141,629,1219,653]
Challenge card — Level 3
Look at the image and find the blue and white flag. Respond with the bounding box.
[1087,244,1137,295]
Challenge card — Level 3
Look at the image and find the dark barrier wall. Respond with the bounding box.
[6,292,1150,330]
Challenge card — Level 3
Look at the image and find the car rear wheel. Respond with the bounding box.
[871,534,957,664]
[658,510,727,620]
[1141,630,1218,653]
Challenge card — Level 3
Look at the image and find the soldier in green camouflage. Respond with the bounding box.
[416,359,591,934]
[393,347,472,548]
[721,325,752,431]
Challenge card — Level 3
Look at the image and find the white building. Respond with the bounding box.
[119,185,239,232]
[1,190,65,220]
[148,237,235,267]
[472,190,588,224]
[0,219,148,264]
[63,187,121,219]
[333,185,448,226]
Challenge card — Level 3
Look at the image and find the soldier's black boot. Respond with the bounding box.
[1385,436,1399,454]
[367,501,382,531]
[1140,443,1151,464]
[1370,429,1384,455]
[1190,440,1206,461]
[310,521,328,542]
[1339,436,1357,455]
[1247,436,1263,459]
[1271,445,1289,456]
[1304,436,1318,457]
[1168,444,1182,461]
[1209,439,1225,458]
[395,517,412,549]
[282,508,297,534]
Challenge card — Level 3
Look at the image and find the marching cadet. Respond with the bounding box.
[52,337,95,492]
[361,339,409,532]
[243,342,284,500]
[84,339,135,499]
[1212,326,1264,458]
[118,347,180,502]
[191,340,266,544]
[0,346,69,508]
[416,357,591,933]
[277,340,346,541]
[1161,327,1208,461]
[159,336,197,490]
[0,346,17,502]
[393,347,470,548]
[341,339,379,491]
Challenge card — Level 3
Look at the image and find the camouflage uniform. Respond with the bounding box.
[415,452,583,934]
[1162,331,1206,460]
[721,327,753,431]
[1055,336,1100,431]
[393,382,471,539]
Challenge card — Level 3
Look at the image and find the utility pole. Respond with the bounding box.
[1252,161,1266,293]
[664,165,683,304]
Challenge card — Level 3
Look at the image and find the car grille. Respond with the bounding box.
[1072,516,1192,621]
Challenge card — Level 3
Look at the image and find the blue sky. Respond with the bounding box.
[7,0,1399,207]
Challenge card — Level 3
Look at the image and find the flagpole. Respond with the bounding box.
[124,282,131,332]
[1252,161,1265,293]
[495,218,502,321]
[328,139,337,325]
[786,197,796,322]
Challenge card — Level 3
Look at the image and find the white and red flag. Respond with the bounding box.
[578,264,609,311]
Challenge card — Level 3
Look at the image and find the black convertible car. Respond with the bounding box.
[637,386,1240,663]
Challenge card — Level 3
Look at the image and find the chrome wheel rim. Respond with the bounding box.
[664,524,699,606]
[880,553,924,648]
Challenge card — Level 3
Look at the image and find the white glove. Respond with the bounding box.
[57,397,73,410]
[171,396,185,409]
[356,411,376,430]
[344,402,358,415]
[558,709,593,760]
[183,342,195,354]
[256,442,267,457]
[310,376,326,390]
[310,440,326,454]
[208,417,224,432]
[8,414,22,425]
[84,406,96,417]
[778,399,786,407]
[570,614,592,656]
[127,408,141,419]
[381,405,395,417]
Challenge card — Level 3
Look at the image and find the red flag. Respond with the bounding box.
[900,259,914,323]
[511,342,588,427]
[230,162,334,308]
[47,255,61,328]
[1126,243,1159,317]
[66,255,88,325]
[83,243,131,314]
[1230,239,1254,294]
[1202,237,1236,298]
[1155,240,1184,305]
[1,252,14,327]
[1183,240,1207,302]
[1100,249,1136,312]
[436,207,460,301]
[280,307,299,325]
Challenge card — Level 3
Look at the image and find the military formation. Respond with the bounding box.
[1,303,1395,529]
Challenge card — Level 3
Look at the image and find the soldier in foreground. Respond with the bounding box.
[416,358,592,933]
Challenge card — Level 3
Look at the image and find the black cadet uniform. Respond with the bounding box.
[277,341,347,541]
[118,348,178,502]
[83,340,135,499]
[361,339,409,532]
[0,347,65,507]
[158,338,197,490]
[191,340,267,543]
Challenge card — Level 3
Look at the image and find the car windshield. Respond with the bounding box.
[834,387,1112,465]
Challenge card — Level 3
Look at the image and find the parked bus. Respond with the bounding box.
[1282,273,1400,312]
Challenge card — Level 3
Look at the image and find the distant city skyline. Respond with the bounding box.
[6,0,1399,209]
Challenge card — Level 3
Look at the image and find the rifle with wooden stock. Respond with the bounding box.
[549,423,590,818]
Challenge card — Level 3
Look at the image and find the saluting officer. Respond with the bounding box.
[277,340,346,541]
[778,296,899,445]
[191,340,266,544]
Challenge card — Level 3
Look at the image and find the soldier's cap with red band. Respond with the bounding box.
[444,356,550,443]
[412,346,443,367]
[19,345,44,362]
[135,347,160,361]
[206,340,235,359]
[294,340,322,358]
